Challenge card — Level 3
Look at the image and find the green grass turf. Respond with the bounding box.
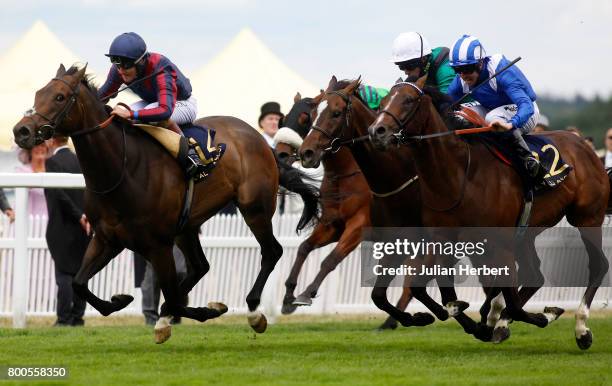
[0,315,611,386]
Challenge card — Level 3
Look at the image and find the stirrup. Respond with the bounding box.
[185,149,209,181]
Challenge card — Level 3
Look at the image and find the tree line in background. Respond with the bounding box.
[539,95,612,148]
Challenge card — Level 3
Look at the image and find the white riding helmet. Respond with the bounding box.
[390,32,432,63]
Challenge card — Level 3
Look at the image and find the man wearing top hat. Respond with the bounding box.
[258,101,284,148]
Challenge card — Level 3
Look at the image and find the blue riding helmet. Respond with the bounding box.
[449,34,486,67]
[105,32,147,60]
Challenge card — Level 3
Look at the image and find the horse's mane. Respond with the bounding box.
[66,65,99,96]
[422,85,452,113]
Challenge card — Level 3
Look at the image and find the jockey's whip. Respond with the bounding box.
[445,57,522,113]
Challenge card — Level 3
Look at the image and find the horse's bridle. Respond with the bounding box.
[310,90,371,153]
[377,82,424,145]
[25,77,127,195]
[24,77,81,144]
[376,81,471,212]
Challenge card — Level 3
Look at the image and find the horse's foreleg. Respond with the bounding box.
[294,216,364,307]
[72,234,131,316]
[282,224,337,314]
[370,255,435,328]
[377,276,413,331]
[158,231,227,328]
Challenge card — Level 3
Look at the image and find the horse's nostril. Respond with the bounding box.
[17,126,31,139]
[376,126,386,136]
[302,149,314,161]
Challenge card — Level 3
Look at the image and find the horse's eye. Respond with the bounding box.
[333,111,342,118]
[55,94,65,102]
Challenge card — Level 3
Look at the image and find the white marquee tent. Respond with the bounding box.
[0,21,137,151]
[190,28,318,129]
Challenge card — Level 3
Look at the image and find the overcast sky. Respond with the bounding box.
[0,0,610,98]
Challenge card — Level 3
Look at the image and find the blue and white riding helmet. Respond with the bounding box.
[105,32,147,61]
[449,35,486,67]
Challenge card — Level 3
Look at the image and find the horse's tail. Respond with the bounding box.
[273,151,321,232]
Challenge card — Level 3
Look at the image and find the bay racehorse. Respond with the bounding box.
[368,74,609,349]
[13,64,320,343]
[299,77,485,334]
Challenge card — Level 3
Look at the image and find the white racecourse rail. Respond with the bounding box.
[0,172,610,328]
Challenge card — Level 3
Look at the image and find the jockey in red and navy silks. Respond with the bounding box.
[446,34,544,181]
[98,32,209,179]
[98,32,197,126]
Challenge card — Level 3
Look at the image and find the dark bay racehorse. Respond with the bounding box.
[299,77,483,332]
[13,64,319,343]
[369,74,609,349]
[278,92,414,330]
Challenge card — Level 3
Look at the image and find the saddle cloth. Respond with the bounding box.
[452,107,572,190]
[480,131,572,189]
[133,123,225,175]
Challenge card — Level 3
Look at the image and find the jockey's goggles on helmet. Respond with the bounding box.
[453,63,479,74]
[397,59,422,71]
[109,51,146,70]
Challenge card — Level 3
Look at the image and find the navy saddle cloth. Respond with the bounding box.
[479,131,572,189]
[180,123,226,166]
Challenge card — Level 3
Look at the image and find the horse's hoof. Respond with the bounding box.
[248,311,268,333]
[576,330,593,350]
[111,294,134,308]
[281,302,298,315]
[492,326,511,344]
[473,323,494,342]
[154,326,172,344]
[376,318,398,331]
[543,306,564,323]
[207,302,228,315]
[412,312,436,327]
[154,316,172,344]
[446,300,469,317]
[292,294,313,307]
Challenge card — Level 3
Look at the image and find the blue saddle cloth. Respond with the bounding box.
[181,124,226,164]
[480,131,572,189]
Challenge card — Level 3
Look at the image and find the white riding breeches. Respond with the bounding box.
[130,95,198,125]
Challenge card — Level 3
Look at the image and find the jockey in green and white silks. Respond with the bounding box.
[390,32,456,94]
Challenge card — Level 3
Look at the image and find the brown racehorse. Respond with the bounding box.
[276,94,371,314]
[368,74,609,350]
[13,64,319,343]
[278,93,414,331]
[299,77,483,333]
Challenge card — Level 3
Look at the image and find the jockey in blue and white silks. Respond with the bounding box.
[447,34,544,180]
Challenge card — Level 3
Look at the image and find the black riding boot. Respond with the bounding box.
[178,136,209,180]
[185,147,210,179]
[511,129,545,181]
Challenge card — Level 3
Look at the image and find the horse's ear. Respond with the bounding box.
[294,92,302,103]
[56,64,66,77]
[345,75,362,94]
[395,77,403,84]
[415,73,428,90]
[74,63,88,82]
[328,75,338,90]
